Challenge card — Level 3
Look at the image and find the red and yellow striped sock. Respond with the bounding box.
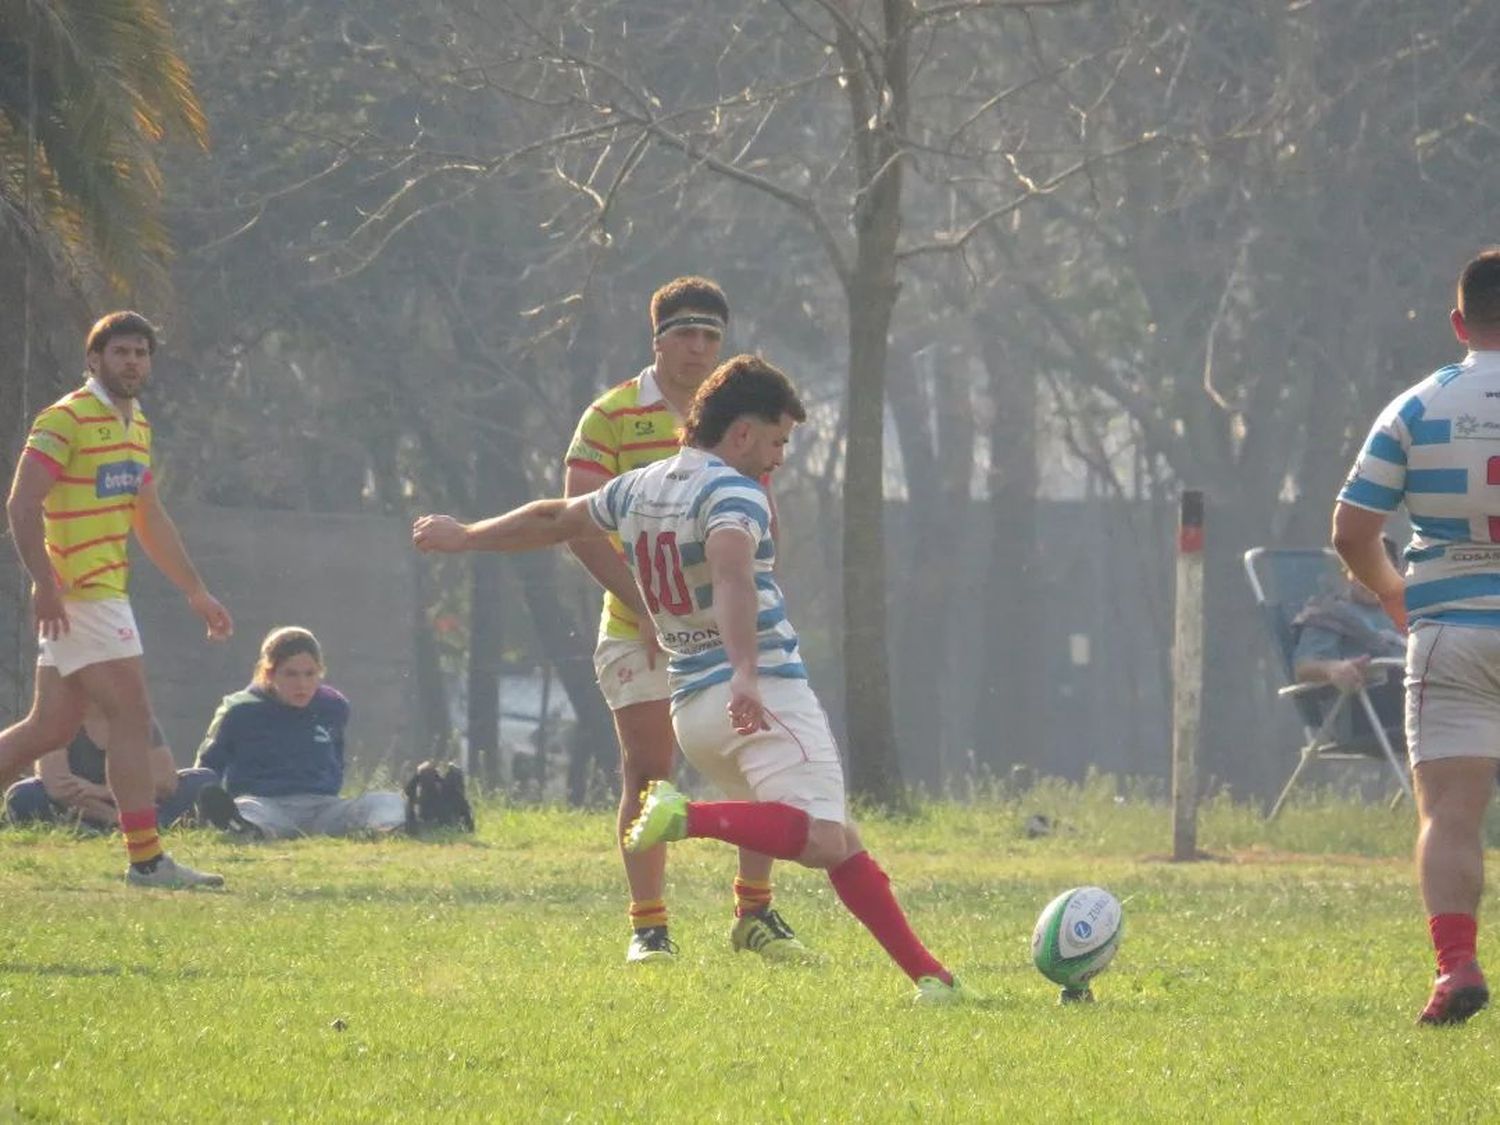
[119,807,163,870]
[734,877,773,918]
[629,898,668,931]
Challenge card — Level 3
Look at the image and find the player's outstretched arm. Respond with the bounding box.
[412,496,606,556]
[132,478,233,639]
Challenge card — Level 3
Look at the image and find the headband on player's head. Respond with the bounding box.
[654,313,726,339]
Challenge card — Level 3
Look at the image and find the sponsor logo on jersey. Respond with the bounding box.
[1450,548,1500,564]
[662,625,721,654]
[1453,413,1500,440]
[95,461,145,498]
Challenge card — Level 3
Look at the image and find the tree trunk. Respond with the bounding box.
[411,559,455,762]
[835,0,911,809]
[973,326,1045,776]
[886,338,978,791]
[435,282,616,805]
[886,343,945,790]
[466,550,505,788]
[842,257,904,807]
[933,343,976,783]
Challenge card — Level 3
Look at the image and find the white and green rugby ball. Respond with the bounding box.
[1031,886,1123,989]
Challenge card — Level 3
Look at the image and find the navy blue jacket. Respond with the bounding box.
[196,684,350,798]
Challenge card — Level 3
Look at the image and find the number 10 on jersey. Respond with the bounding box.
[634,532,692,615]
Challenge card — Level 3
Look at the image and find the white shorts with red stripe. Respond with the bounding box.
[37,597,144,678]
[671,676,847,823]
[1406,621,1500,765]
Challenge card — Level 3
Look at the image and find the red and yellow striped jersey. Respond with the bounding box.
[22,381,152,601]
[565,367,683,639]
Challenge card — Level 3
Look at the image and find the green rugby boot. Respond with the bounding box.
[625,926,680,965]
[623,780,689,853]
[913,974,983,1006]
[730,907,817,962]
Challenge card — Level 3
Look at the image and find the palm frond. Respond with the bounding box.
[0,0,205,293]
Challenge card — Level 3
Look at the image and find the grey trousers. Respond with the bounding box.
[234,791,405,839]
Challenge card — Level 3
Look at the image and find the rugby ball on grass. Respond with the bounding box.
[1031,886,1122,990]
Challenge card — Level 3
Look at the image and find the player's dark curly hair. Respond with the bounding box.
[1459,249,1500,333]
[86,311,158,355]
[683,355,806,448]
[650,276,729,331]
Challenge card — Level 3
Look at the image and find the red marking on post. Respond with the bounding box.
[1178,490,1205,554]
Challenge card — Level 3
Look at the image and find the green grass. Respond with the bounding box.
[3,782,1500,1123]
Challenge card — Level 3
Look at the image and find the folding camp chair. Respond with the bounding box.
[1243,546,1413,819]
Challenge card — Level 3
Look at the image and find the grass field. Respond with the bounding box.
[4,778,1500,1123]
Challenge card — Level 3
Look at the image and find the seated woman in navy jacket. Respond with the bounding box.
[194,626,404,839]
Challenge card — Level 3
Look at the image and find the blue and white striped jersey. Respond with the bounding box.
[1340,351,1500,627]
[586,447,806,701]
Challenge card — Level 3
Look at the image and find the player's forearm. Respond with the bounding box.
[567,537,650,617]
[39,773,80,803]
[38,755,88,804]
[1294,660,1341,685]
[149,745,178,793]
[135,504,207,596]
[463,499,580,553]
[5,498,56,589]
[77,795,118,824]
[713,574,762,674]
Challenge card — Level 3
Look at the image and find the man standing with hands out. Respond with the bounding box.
[1,311,233,888]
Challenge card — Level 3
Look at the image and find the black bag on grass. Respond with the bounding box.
[403,761,476,834]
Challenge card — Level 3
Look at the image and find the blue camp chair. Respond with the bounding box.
[1243,546,1413,819]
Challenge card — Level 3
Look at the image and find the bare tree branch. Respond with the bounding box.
[897,132,1167,260]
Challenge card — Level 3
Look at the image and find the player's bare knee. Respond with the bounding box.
[841,821,863,855]
[799,819,852,869]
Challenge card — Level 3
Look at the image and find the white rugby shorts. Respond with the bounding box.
[671,676,847,823]
[593,636,671,710]
[37,598,145,678]
[1406,621,1500,765]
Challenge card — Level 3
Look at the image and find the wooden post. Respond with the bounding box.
[1172,490,1205,862]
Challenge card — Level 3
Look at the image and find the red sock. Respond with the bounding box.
[119,807,163,869]
[685,801,809,860]
[828,851,948,984]
[1430,913,1478,976]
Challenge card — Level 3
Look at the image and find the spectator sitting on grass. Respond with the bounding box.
[193,626,404,840]
[4,705,215,831]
